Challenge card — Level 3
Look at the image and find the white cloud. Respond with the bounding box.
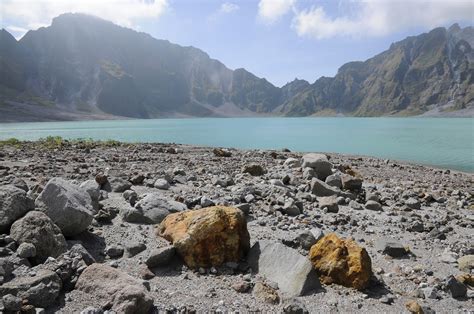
[258,0,296,24]
[220,2,239,14]
[293,0,474,39]
[2,0,168,31]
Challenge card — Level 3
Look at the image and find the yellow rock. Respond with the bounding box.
[157,206,250,268]
[308,233,372,290]
[405,300,423,314]
[456,273,474,287]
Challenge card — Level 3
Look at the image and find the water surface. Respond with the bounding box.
[0,118,472,172]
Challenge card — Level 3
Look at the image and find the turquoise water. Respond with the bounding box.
[0,118,473,172]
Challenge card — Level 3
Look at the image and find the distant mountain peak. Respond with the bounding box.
[0,16,472,121]
[449,23,461,33]
[52,12,110,24]
[0,28,17,42]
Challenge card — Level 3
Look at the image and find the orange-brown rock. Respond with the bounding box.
[308,233,372,290]
[405,300,423,314]
[157,206,250,268]
[456,273,474,287]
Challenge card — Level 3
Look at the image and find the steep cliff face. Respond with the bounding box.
[0,29,30,92]
[280,25,474,116]
[0,14,472,121]
[1,13,282,118]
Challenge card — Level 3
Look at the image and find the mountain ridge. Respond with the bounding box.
[0,13,472,122]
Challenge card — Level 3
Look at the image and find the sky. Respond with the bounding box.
[1,0,473,86]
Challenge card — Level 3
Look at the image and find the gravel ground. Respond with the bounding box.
[0,140,472,313]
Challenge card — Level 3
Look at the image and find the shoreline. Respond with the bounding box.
[1,112,473,124]
[0,139,472,313]
[1,138,473,174]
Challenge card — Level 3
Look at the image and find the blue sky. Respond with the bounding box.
[1,0,473,86]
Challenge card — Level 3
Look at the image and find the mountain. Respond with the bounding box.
[0,13,286,121]
[278,24,474,117]
[0,14,472,122]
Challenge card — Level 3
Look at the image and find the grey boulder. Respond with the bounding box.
[341,174,362,191]
[405,197,421,210]
[35,178,93,236]
[0,269,62,308]
[145,246,176,268]
[0,185,35,233]
[318,196,339,213]
[296,228,323,250]
[310,178,340,197]
[104,177,132,193]
[154,179,170,190]
[284,158,300,168]
[79,180,101,212]
[301,153,332,180]
[122,193,187,224]
[445,275,467,298]
[16,243,36,258]
[0,258,14,283]
[365,200,383,211]
[10,211,67,263]
[325,174,342,188]
[2,294,22,311]
[349,200,364,210]
[76,263,153,314]
[377,240,408,258]
[247,241,320,297]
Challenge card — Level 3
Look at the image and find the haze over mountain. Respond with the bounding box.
[0,13,472,122]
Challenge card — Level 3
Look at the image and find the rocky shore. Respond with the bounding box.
[0,139,472,313]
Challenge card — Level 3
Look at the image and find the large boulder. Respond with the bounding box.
[310,178,340,197]
[76,263,153,314]
[10,211,67,263]
[247,242,320,297]
[341,174,362,191]
[79,180,101,212]
[325,174,342,188]
[104,177,132,193]
[284,158,300,168]
[301,154,332,180]
[35,178,93,236]
[0,269,62,308]
[318,196,339,213]
[122,193,187,224]
[158,206,250,268]
[0,185,35,233]
[309,233,372,290]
